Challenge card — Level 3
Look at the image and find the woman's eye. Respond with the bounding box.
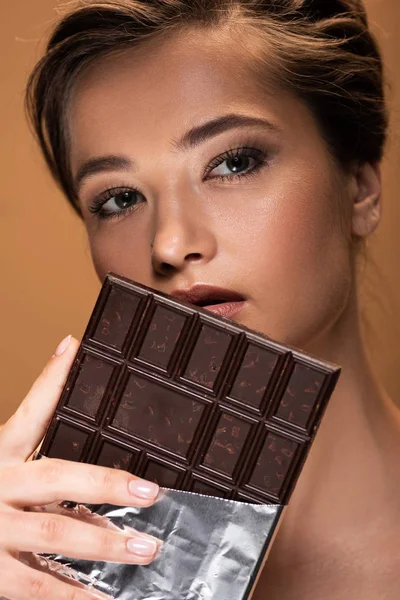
[210,155,257,177]
[102,190,143,213]
[206,148,267,180]
[89,189,145,219]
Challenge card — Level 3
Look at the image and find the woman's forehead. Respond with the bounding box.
[67,32,320,169]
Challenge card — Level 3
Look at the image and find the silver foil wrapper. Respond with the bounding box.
[30,489,283,599]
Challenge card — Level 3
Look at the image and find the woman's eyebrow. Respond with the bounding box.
[173,113,282,151]
[74,113,281,193]
[74,155,132,194]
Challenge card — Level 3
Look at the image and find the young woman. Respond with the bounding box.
[1,1,399,598]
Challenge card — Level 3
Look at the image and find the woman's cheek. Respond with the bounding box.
[233,187,353,347]
[88,227,147,283]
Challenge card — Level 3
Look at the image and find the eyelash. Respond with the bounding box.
[88,145,269,220]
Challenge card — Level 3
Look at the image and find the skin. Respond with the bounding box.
[0,25,399,600]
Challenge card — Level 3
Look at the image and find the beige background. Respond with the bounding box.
[0,1,399,424]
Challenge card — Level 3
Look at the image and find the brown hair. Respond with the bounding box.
[25,0,388,216]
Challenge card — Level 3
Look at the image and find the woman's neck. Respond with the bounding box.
[268,293,400,567]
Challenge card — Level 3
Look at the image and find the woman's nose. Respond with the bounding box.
[151,206,217,276]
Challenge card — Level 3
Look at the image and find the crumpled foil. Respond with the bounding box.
[20,490,283,600]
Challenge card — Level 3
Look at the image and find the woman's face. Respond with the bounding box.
[68,30,355,353]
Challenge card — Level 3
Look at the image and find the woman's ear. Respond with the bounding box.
[351,161,382,237]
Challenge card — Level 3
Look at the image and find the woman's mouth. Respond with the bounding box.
[171,285,247,320]
[199,299,247,318]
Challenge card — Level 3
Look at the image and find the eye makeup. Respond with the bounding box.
[86,140,271,221]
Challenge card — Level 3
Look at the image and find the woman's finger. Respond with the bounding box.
[0,553,110,600]
[1,458,160,508]
[0,511,159,565]
[0,336,79,465]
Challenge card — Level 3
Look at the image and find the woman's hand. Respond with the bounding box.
[0,335,160,600]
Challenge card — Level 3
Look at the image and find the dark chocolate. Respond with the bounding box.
[38,273,340,504]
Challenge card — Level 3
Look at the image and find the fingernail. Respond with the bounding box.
[123,526,163,546]
[127,537,158,557]
[54,335,72,356]
[129,479,159,500]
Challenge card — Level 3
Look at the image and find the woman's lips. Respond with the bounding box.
[170,285,247,320]
[202,300,247,319]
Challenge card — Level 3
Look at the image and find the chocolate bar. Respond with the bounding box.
[38,273,340,505]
